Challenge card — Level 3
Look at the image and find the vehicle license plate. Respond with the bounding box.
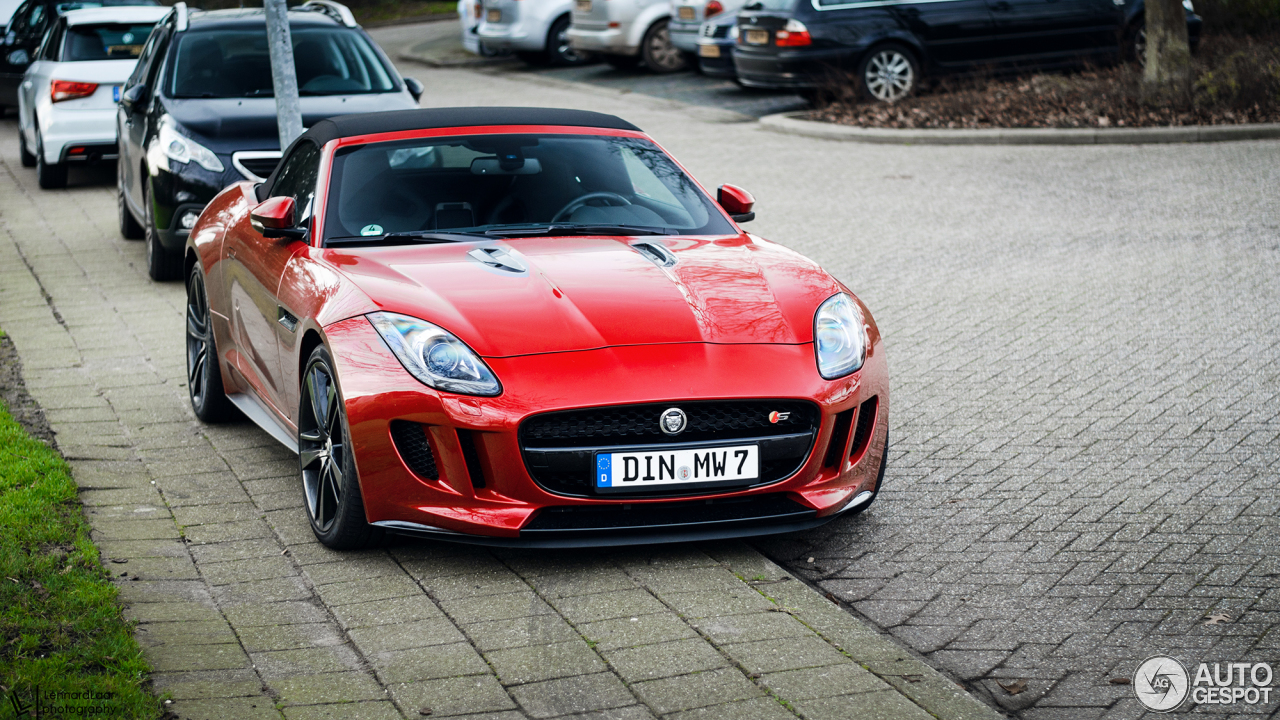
[576,0,591,10]
[745,29,769,45]
[487,9,501,21]
[112,85,121,102]
[698,43,720,57]
[678,6,696,19]
[595,444,758,491]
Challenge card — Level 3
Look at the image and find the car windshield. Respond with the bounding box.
[168,27,396,98]
[322,134,736,242]
[62,22,153,60]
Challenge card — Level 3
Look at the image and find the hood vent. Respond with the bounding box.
[468,246,527,274]
[631,241,677,268]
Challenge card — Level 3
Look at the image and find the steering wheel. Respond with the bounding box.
[551,192,632,223]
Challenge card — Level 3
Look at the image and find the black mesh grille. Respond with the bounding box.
[519,400,820,498]
[237,157,279,179]
[390,421,438,480]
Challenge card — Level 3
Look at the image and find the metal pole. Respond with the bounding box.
[264,0,303,150]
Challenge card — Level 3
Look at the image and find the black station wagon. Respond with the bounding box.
[732,0,1201,100]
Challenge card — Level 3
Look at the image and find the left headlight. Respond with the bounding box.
[156,116,224,173]
[368,312,502,396]
[814,293,868,380]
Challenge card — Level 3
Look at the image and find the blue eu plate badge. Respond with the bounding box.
[112,85,121,102]
[596,454,611,487]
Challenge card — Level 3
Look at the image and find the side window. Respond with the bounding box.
[23,2,45,41]
[270,142,322,225]
[37,18,61,60]
[8,1,32,36]
[125,24,166,90]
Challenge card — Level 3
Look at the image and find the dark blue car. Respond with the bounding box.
[732,0,1201,100]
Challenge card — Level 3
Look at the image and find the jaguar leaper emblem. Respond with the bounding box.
[659,408,687,436]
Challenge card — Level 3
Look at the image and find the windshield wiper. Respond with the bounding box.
[485,224,676,238]
[326,231,486,247]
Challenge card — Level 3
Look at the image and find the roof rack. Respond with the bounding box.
[173,1,189,32]
[299,0,358,27]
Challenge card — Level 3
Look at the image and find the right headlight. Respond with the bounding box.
[368,312,502,396]
[156,116,224,173]
[814,293,868,379]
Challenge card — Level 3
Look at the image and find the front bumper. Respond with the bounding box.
[669,21,701,53]
[698,42,737,77]
[148,156,253,252]
[567,25,635,55]
[325,315,890,546]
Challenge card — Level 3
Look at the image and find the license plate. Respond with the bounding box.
[745,29,769,45]
[698,43,721,58]
[595,444,759,492]
[576,0,591,10]
[112,85,121,102]
[678,6,695,19]
[487,9,501,21]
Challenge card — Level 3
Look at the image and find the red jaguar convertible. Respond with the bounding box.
[184,107,888,548]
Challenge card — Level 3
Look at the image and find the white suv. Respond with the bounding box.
[567,0,685,73]
[478,0,589,66]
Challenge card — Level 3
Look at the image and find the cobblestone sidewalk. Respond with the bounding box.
[0,126,998,719]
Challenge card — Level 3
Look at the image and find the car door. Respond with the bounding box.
[222,139,322,420]
[892,0,997,67]
[17,13,55,134]
[118,22,168,218]
[0,0,45,106]
[986,0,1121,59]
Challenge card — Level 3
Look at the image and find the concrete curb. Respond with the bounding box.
[759,111,1280,145]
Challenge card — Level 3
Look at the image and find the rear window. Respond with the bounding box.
[62,23,153,60]
[168,27,396,98]
[742,0,800,11]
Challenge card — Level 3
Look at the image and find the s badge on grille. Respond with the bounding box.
[769,411,790,423]
[660,408,687,436]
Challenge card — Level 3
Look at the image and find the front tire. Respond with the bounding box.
[546,15,591,66]
[144,182,182,281]
[299,346,383,549]
[641,18,687,73]
[186,266,236,422]
[118,159,143,240]
[35,129,67,189]
[19,129,36,167]
[857,44,919,103]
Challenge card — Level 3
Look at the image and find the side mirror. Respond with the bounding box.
[717,184,755,223]
[404,76,424,103]
[120,84,147,111]
[250,197,306,240]
[6,48,29,66]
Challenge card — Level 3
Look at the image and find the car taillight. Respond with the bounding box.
[51,80,98,103]
[705,0,724,16]
[774,19,811,46]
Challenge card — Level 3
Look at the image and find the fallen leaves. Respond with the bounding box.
[1204,612,1233,626]
[1110,677,1131,685]
[998,679,1028,695]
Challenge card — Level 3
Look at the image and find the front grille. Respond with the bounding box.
[522,493,814,535]
[232,152,282,182]
[704,24,730,38]
[519,400,820,498]
[390,421,438,480]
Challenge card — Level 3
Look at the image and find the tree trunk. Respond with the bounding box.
[1143,0,1192,100]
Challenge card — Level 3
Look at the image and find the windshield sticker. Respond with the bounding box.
[360,224,384,236]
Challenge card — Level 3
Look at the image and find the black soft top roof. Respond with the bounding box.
[300,107,642,146]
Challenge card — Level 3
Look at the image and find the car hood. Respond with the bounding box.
[165,93,417,153]
[324,235,844,358]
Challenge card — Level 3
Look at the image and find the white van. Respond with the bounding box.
[567,0,685,72]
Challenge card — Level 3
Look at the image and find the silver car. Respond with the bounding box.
[17,5,167,188]
[567,0,685,72]
[669,0,744,57]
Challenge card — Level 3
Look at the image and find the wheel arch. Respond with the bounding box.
[629,8,671,48]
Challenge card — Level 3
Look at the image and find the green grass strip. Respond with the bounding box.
[0,388,159,717]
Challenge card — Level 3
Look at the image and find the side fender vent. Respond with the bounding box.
[456,429,487,489]
[849,396,879,465]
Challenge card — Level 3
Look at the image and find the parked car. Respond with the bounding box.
[457,0,493,56]
[732,0,1201,101]
[478,0,589,65]
[16,5,166,188]
[116,1,421,282]
[0,0,158,111]
[567,0,686,72]
[182,105,890,548]
[669,0,742,64]
[695,9,738,78]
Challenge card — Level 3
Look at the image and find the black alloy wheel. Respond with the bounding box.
[857,44,919,102]
[298,346,382,549]
[19,128,36,167]
[118,158,143,239]
[641,18,687,73]
[547,15,591,66]
[145,181,182,281]
[35,128,67,189]
[1129,21,1147,65]
[186,266,235,422]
